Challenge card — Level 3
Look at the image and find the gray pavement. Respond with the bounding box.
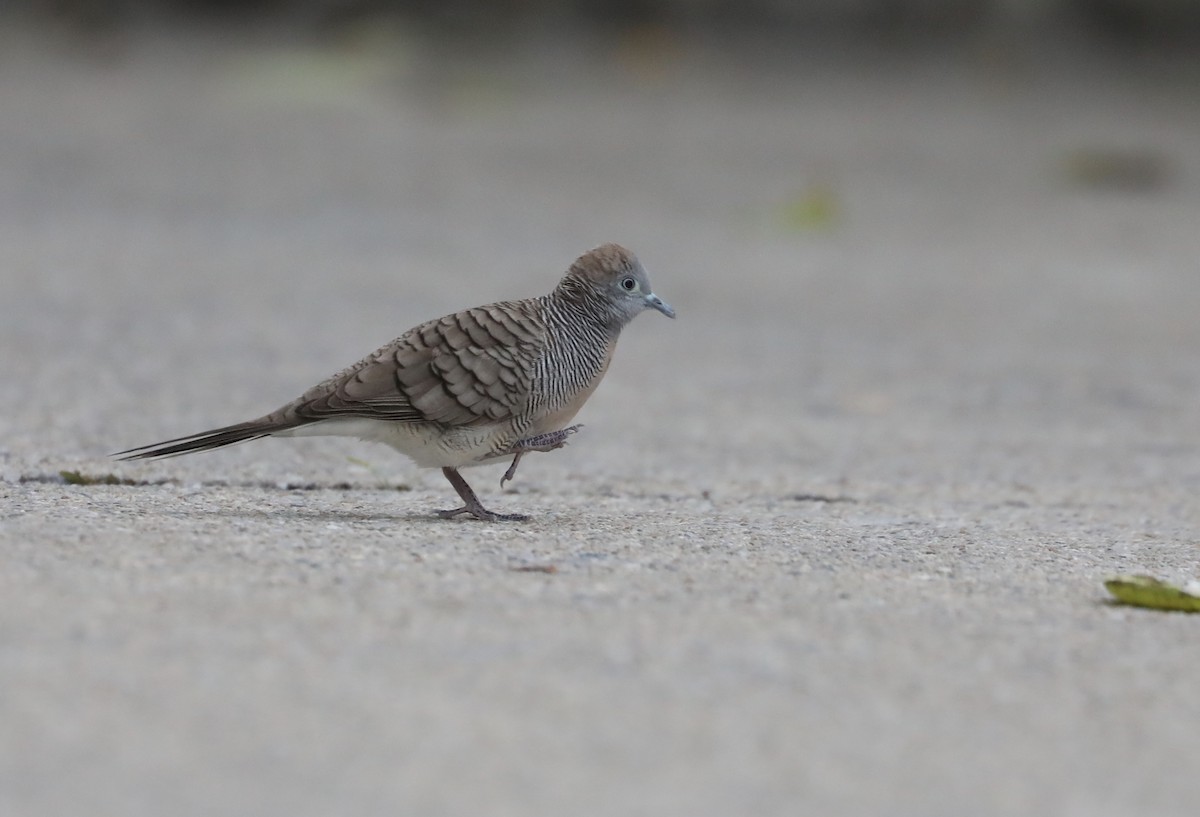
[3,24,1200,816]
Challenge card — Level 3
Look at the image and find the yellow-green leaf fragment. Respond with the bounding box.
[60,470,125,486]
[778,185,839,232]
[1104,575,1200,612]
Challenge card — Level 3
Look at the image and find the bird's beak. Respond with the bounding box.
[646,292,676,319]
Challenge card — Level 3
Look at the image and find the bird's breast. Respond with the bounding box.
[527,332,616,436]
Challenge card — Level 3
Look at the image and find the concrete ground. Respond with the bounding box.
[3,22,1200,817]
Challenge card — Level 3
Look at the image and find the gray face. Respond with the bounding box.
[609,263,676,322]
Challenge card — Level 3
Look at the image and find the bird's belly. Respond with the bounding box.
[274,418,506,469]
[528,401,586,437]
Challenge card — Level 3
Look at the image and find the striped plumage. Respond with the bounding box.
[116,243,675,521]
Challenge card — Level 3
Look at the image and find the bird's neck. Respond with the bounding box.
[547,281,625,338]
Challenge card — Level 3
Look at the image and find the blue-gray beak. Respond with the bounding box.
[646,292,676,319]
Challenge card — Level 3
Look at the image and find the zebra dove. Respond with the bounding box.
[116,244,675,521]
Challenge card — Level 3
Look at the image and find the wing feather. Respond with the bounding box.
[276,301,545,429]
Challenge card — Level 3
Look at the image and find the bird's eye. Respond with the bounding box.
[620,277,636,291]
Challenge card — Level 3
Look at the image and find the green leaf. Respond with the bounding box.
[1104,575,1200,613]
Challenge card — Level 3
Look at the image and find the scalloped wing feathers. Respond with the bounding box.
[278,303,547,429]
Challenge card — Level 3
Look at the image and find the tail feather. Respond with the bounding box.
[113,420,282,460]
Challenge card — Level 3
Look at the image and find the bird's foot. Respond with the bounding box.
[514,424,583,453]
[439,466,529,522]
[500,453,525,488]
[436,505,529,522]
[500,425,583,487]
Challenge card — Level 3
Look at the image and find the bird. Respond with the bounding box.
[115,243,675,521]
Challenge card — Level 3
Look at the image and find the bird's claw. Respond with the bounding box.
[500,453,524,488]
[498,425,583,488]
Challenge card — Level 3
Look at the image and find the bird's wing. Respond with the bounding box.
[281,303,546,428]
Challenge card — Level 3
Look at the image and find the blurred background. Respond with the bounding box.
[9,0,1200,43]
[4,0,1198,484]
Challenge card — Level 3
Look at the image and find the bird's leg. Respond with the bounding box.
[437,466,528,522]
[500,425,583,487]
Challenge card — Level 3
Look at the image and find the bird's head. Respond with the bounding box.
[559,243,675,328]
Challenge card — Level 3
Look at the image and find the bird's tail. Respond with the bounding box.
[113,418,287,460]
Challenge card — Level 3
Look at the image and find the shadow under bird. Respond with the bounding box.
[116,244,675,521]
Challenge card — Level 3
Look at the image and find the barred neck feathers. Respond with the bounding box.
[537,285,614,395]
[549,243,647,335]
